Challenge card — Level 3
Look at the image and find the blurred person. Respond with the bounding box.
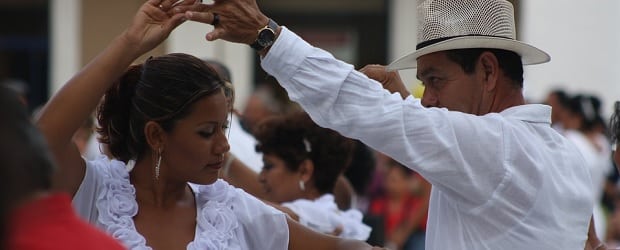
[34,1,379,249]
[255,112,372,240]
[367,159,430,250]
[605,101,620,248]
[241,81,298,134]
[0,86,124,250]
[341,140,376,210]
[206,61,356,211]
[564,94,613,240]
[612,101,620,173]
[181,0,594,248]
[546,89,571,133]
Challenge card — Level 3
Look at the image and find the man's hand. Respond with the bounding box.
[176,0,270,44]
[359,64,410,99]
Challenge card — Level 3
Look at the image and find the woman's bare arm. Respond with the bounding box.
[287,217,385,250]
[221,154,268,199]
[34,0,191,195]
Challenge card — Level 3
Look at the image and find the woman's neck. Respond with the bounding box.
[302,187,323,201]
[130,159,193,209]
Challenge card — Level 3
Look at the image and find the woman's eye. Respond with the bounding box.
[198,131,214,138]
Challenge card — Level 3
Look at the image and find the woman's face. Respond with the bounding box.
[161,90,231,185]
[258,154,303,203]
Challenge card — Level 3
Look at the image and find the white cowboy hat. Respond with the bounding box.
[387,0,550,71]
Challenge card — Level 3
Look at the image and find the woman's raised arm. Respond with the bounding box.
[35,0,193,195]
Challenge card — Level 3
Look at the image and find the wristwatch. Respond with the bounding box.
[250,19,279,51]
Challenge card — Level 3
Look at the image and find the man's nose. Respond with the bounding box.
[421,88,437,107]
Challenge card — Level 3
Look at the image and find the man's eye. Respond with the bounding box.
[262,163,273,170]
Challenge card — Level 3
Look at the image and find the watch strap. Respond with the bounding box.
[250,19,279,51]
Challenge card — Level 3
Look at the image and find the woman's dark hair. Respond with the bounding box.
[610,101,620,144]
[97,53,225,163]
[254,112,354,194]
[566,94,604,132]
[446,48,524,87]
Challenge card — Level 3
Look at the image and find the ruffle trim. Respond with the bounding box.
[93,157,240,249]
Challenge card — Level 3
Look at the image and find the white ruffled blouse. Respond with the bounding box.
[72,157,289,250]
[281,194,371,240]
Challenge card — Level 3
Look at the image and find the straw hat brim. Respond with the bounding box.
[387,36,550,71]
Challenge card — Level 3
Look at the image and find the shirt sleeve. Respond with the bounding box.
[72,157,103,223]
[282,199,334,234]
[261,27,508,208]
[233,188,289,250]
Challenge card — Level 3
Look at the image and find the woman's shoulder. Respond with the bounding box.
[191,180,289,250]
[194,180,285,220]
[283,194,338,212]
[84,156,130,177]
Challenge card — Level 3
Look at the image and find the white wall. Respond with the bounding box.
[520,0,620,116]
[388,0,418,88]
[50,0,80,94]
[167,22,254,110]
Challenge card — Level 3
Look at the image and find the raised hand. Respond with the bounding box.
[122,0,197,56]
[176,0,270,44]
[359,64,410,99]
[35,0,198,196]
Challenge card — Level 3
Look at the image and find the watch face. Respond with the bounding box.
[258,29,276,47]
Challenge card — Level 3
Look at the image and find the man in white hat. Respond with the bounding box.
[181,0,594,249]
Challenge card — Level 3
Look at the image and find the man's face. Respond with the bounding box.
[416,51,486,114]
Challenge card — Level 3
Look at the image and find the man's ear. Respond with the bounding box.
[298,159,315,183]
[478,51,500,92]
[144,121,166,152]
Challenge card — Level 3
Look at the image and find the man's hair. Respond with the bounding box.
[445,48,524,88]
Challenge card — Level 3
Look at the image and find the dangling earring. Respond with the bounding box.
[299,180,305,191]
[155,148,162,181]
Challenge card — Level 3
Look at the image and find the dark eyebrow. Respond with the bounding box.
[196,121,220,127]
[416,67,438,81]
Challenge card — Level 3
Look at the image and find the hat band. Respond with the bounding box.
[416,34,513,50]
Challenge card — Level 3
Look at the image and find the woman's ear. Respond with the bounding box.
[298,159,314,183]
[144,121,166,152]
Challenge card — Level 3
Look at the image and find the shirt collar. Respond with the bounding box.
[499,104,551,124]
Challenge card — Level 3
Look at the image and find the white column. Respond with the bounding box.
[520,0,620,116]
[388,0,418,89]
[168,22,254,110]
[50,0,81,95]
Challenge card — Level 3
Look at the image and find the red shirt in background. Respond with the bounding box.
[8,193,125,250]
[369,194,427,236]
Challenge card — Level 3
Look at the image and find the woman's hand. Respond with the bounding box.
[122,0,197,56]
